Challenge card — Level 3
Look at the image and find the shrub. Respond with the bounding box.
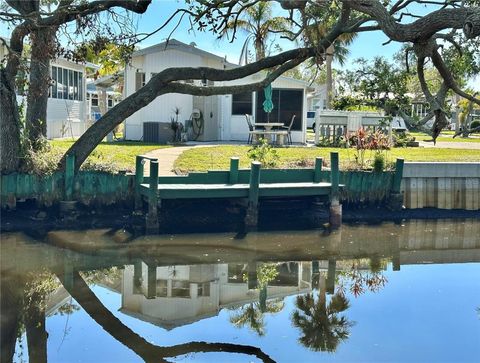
[392,130,416,147]
[348,128,392,169]
[372,152,385,173]
[247,138,279,168]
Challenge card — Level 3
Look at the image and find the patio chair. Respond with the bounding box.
[282,114,296,145]
[245,114,254,144]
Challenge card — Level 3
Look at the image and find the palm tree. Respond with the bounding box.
[221,2,289,63]
[229,294,285,336]
[303,16,357,108]
[292,275,354,352]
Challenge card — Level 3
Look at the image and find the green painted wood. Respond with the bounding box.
[149,160,159,203]
[229,158,239,184]
[147,263,157,299]
[330,152,339,200]
[135,156,144,209]
[158,186,249,199]
[392,158,404,194]
[314,157,323,183]
[248,162,261,207]
[151,182,333,199]
[65,154,75,201]
[206,171,230,183]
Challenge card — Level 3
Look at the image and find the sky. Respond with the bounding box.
[129,0,402,68]
[0,0,478,88]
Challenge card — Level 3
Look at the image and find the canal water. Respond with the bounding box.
[1,219,479,362]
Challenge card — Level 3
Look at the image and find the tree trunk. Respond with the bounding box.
[0,69,21,173]
[325,45,334,109]
[0,23,30,173]
[26,27,58,149]
[255,38,265,62]
[56,271,275,363]
[25,291,48,363]
[0,277,25,363]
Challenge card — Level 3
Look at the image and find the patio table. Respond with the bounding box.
[252,122,286,145]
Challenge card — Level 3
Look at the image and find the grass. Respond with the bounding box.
[409,131,480,143]
[174,145,480,172]
[36,140,171,173]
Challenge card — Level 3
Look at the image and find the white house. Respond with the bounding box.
[120,262,312,329]
[46,58,88,139]
[123,39,313,144]
[0,38,88,139]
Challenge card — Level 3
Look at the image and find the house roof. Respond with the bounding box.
[131,38,320,90]
[133,39,237,67]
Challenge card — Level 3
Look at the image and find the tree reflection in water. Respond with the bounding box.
[229,263,285,336]
[337,258,389,297]
[292,274,354,352]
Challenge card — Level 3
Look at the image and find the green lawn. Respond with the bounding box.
[409,131,480,143]
[174,145,480,172]
[42,140,171,173]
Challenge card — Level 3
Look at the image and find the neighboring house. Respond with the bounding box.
[306,84,329,112]
[1,37,88,139]
[86,79,122,121]
[46,58,88,139]
[123,39,313,144]
[120,262,312,330]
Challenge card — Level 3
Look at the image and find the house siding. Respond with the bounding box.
[125,49,225,141]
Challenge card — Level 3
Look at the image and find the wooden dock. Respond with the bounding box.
[135,152,345,233]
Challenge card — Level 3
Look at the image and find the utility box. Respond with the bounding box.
[143,122,173,144]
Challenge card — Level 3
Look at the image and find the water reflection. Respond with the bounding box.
[1,219,479,362]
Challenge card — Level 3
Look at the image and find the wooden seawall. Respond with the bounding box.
[2,159,478,212]
[401,163,480,210]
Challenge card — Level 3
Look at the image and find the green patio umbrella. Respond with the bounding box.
[263,83,274,121]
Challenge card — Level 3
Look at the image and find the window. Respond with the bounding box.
[91,94,99,107]
[135,72,146,91]
[172,280,190,298]
[232,92,253,115]
[307,111,315,118]
[50,66,83,101]
[256,89,303,131]
[198,282,210,297]
[68,69,74,100]
[228,264,246,283]
[78,72,83,101]
[156,280,168,297]
[108,98,113,108]
[73,71,79,101]
[57,67,64,98]
[51,66,58,98]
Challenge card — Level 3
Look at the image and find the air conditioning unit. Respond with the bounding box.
[143,122,172,144]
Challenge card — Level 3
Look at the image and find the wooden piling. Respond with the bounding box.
[135,155,144,210]
[329,152,342,227]
[229,157,239,184]
[247,261,258,290]
[146,159,159,234]
[133,261,142,294]
[314,157,323,183]
[388,158,405,211]
[245,161,261,228]
[147,263,157,299]
[326,259,336,294]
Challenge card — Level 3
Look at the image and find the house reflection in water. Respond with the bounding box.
[120,262,313,329]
